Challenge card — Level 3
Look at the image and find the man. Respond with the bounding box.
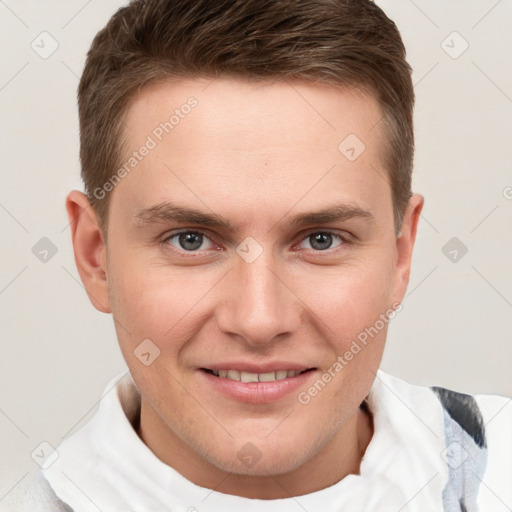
[3,0,510,510]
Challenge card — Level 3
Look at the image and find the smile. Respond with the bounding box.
[203,368,312,382]
[199,367,317,403]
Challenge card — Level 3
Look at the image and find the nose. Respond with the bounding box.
[215,249,301,347]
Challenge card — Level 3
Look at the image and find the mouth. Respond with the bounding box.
[200,367,316,382]
[197,363,319,403]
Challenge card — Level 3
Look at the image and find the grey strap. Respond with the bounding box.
[431,386,488,512]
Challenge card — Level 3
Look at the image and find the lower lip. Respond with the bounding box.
[199,369,317,404]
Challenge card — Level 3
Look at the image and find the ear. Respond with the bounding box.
[65,190,111,313]
[391,193,424,306]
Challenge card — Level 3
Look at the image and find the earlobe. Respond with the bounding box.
[391,194,424,305]
[65,190,111,313]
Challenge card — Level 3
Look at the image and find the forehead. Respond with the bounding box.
[111,78,390,228]
[123,77,384,151]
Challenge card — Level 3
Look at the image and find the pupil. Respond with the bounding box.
[310,233,332,250]
[179,232,203,250]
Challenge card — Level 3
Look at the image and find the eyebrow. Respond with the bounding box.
[133,201,373,231]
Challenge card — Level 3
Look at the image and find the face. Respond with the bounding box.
[69,77,422,494]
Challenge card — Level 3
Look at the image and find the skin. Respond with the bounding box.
[66,78,423,499]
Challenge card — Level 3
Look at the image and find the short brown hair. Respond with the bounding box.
[78,0,414,233]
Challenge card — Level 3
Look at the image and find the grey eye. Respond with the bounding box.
[178,232,203,250]
[166,231,214,251]
[309,233,333,250]
[297,232,343,251]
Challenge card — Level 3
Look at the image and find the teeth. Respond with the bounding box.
[227,369,241,381]
[240,371,259,383]
[209,369,305,382]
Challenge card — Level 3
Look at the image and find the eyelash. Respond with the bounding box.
[160,229,351,257]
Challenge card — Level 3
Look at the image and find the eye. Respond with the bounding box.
[163,231,215,252]
[297,231,345,251]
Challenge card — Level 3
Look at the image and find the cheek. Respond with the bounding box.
[108,269,200,403]
[108,262,219,373]
[295,262,394,414]
[109,264,196,333]
[299,253,396,344]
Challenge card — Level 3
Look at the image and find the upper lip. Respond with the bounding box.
[200,362,315,373]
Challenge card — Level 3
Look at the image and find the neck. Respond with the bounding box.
[136,401,374,499]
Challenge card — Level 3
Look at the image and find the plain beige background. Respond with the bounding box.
[1,0,511,496]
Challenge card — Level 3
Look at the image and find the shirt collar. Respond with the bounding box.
[43,369,448,511]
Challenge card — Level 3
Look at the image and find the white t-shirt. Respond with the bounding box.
[2,369,511,511]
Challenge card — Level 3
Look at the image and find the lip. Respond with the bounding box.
[201,361,313,373]
[198,367,318,404]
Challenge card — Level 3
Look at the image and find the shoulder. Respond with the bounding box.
[428,382,511,454]
[429,383,512,509]
[385,372,511,509]
[473,391,512,508]
[473,391,512,427]
[473,391,512,459]
[429,384,511,447]
[430,385,487,448]
[0,470,73,512]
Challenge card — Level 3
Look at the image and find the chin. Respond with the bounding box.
[201,435,315,477]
